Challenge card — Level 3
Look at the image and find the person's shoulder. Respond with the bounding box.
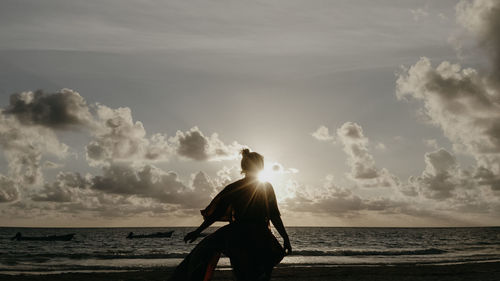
[224,178,246,190]
[263,181,275,192]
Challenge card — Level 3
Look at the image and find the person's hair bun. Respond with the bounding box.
[241,148,250,157]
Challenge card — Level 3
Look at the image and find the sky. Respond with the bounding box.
[0,0,499,227]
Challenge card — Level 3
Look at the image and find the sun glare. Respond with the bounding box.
[257,169,274,183]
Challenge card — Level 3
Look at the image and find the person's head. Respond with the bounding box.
[240,148,264,177]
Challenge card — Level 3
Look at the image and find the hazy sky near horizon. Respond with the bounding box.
[0,0,499,227]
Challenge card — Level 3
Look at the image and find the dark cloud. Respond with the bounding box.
[408,149,459,200]
[92,164,215,208]
[5,89,93,129]
[31,163,218,217]
[32,172,90,202]
[474,166,500,191]
[34,162,217,210]
[175,128,208,160]
[172,127,242,161]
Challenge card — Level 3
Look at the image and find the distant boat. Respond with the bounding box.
[126,230,174,239]
[11,232,75,241]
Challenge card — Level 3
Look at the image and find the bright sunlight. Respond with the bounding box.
[257,168,274,183]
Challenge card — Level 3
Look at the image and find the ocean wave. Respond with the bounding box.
[1,248,448,262]
[0,252,189,261]
[291,248,447,256]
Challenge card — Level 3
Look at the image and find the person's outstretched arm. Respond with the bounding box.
[184,216,217,243]
[267,183,292,255]
[271,215,292,255]
[183,184,233,243]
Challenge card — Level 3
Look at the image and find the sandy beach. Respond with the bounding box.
[1,262,499,281]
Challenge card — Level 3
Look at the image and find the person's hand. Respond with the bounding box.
[283,239,292,255]
[184,230,200,243]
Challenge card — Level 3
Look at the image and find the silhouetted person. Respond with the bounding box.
[169,149,291,281]
[127,232,134,239]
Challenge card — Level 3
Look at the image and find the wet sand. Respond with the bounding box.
[1,262,499,281]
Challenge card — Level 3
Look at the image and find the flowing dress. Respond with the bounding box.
[168,178,285,281]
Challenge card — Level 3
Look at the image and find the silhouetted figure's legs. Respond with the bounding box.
[168,222,282,281]
[168,226,227,281]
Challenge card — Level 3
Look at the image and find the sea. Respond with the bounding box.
[0,227,499,274]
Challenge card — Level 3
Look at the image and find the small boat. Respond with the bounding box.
[126,230,174,239]
[11,232,75,241]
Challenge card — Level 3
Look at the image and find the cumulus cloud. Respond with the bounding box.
[172,127,242,161]
[456,0,500,79]
[314,122,398,188]
[284,175,412,218]
[407,149,463,199]
[86,105,172,165]
[285,176,363,215]
[336,122,399,188]
[397,0,500,194]
[35,162,217,211]
[93,164,215,208]
[337,122,379,180]
[0,87,244,218]
[86,106,242,165]
[312,125,335,142]
[5,89,94,130]
[0,175,18,203]
[0,110,68,188]
[32,172,91,202]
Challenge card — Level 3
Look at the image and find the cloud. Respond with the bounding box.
[315,122,398,188]
[336,122,400,189]
[0,86,247,220]
[312,125,335,142]
[284,175,411,218]
[172,127,242,161]
[337,122,379,180]
[397,0,500,194]
[0,110,68,188]
[43,161,64,170]
[5,89,94,130]
[407,149,463,199]
[473,166,500,191]
[410,6,429,22]
[285,176,363,215]
[90,163,215,209]
[456,0,500,79]
[32,162,218,216]
[86,105,172,165]
[375,142,386,151]
[32,172,91,202]
[0,175,18,203]
[423,139,439,149]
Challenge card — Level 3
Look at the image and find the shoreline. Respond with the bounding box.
[1,261,499,281]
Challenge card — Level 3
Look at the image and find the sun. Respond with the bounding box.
[257,169,274,183]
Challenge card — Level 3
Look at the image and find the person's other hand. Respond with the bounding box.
[283,239,292,255]
[184,231,200,243]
